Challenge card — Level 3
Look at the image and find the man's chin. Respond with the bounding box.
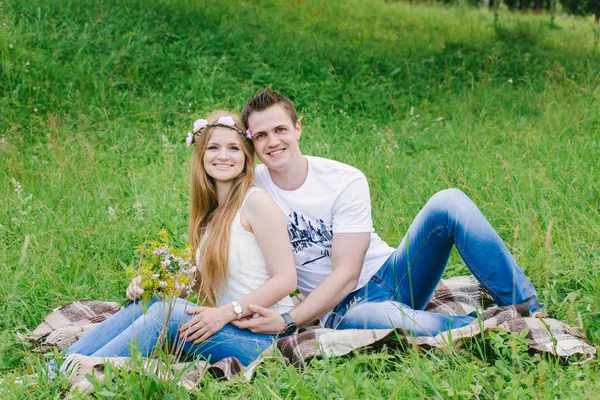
[257,157,283,170]
[260,160,287,172]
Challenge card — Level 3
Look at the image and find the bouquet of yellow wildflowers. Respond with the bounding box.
[127,230,197,305]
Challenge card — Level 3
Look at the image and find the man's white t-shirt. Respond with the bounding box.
[254,156,394,301]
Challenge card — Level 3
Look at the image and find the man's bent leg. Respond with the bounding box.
[384,188,542,313]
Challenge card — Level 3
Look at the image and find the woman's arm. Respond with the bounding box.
[179,191,297,343]
[234,190,298,311]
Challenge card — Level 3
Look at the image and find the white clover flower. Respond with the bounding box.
[409,106,415,116]
[151,274,160,280]
[161,135,171,149]
[159,281,167,288]
[133,202,143,217]
[161,259,171,267]
[217,116,235,127]
[507,78,513,84]
[190,266,198,273]
[186,131,194,146]
[108,206,117,220]
[11,178,22,195]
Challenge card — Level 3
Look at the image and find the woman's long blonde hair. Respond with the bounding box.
[188,111,255,306]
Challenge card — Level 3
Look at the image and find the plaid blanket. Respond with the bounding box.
[21,276,596,394]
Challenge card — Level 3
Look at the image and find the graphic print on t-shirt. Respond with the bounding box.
[286,210,333,265]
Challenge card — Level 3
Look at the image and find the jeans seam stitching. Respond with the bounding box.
[370,274,395,296]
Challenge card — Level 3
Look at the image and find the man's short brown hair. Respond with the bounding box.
[241,89,298,127]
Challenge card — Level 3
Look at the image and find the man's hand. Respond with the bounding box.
[126,276,143,301]
[231,305,286,334]
[179,307,230,343]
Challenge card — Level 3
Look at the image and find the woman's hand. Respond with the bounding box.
[179,306,231,344]
[125,276,143,301]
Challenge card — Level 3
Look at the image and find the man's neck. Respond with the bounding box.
[269,156,309,191]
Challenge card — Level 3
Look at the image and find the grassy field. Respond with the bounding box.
[1,0,599,397]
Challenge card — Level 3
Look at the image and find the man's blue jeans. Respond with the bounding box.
[66,297,277,366]
[325,188,544,336]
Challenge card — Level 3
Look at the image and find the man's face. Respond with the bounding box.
[247,104,302,173]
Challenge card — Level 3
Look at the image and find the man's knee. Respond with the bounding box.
[430,188,467,203]
[429,188,473,210]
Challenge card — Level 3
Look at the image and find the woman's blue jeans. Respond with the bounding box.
[66,297,277,366]
[325,188,544,336]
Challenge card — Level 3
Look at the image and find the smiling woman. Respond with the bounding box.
[64,111,298,366]
[203,127,246,189]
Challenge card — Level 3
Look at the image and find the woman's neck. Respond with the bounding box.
[215,181,233,204]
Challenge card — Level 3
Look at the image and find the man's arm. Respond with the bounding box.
[288,232,370,326]
[232,231,370,333]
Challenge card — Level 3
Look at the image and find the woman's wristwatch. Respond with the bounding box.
[280,312,297,335]
[231,301,243,320]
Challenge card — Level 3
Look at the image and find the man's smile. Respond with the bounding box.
[267,148,286,157]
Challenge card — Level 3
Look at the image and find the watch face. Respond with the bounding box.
[284,322,297,335]
[281,313,297,335]
[233,304,242,314]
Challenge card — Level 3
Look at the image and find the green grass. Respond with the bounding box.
[1,0,599,397]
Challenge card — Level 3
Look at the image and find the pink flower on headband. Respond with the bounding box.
[217,116,235,127]
[246,129,254,139]
[193,119,208,133]
[186,132,194,146]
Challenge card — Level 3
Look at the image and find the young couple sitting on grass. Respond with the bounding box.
[67,89,546,366]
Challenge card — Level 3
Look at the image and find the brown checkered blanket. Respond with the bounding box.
[21,276,596,394]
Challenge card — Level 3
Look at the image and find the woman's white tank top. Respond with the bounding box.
[196,187,294,314]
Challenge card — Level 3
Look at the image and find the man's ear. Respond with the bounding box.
[295,119,302,139]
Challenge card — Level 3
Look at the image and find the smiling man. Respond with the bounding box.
[233,89,545,337]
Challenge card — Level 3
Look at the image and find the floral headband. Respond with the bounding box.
[186,116,254,146]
